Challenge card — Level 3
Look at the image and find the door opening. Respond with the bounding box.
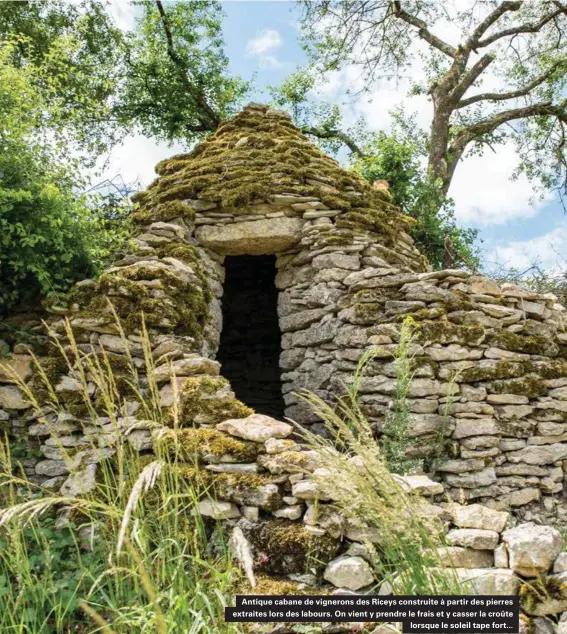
[217,255,286,419]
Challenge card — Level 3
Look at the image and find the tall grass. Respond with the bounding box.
[0,317,244,634]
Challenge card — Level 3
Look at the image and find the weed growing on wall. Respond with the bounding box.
[381,317,423,475]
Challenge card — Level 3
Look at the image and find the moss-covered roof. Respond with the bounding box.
[131,103,420,257]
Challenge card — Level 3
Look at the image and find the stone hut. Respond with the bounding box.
[2,103,567,521]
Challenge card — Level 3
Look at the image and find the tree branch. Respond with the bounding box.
[301,126,368,157]
[457,60,567,108]
[456,98,567,141]
[476,4,567,48]
[450,52,496,104]
[154,0,221,130]
[465,1,522,51]
[391,1,457,58]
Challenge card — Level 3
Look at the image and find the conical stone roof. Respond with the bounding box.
[132,103,426,264]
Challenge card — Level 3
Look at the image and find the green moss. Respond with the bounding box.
[76,243,211,343]
[460,360,529,383]
[489,376,547,398]
[532,360,567,380]
[405,307,447,322]
[175,466,282,510]
[245,520,340,575]
[353,302,383,325]
[168,376,253,426]
[237,574,319,596]
[160,428,258,462]
[488,331,557,356]
[132,200,195,225]
[133,106,427,271]
[416,319,486,346]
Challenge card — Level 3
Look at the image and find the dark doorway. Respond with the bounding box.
[217,255,286,419]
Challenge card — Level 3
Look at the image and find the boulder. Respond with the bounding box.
[323,556,374,590]
[503,523,563,577]
[217,414,292,442]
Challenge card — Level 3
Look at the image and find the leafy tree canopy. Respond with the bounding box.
[0,40,128,313]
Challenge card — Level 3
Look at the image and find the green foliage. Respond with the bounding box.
[118,0,250,143]
[0,40,128,313]
[0,321,244,633]
[353,115,480,270]
[0,0,123,160]
[0,516,105,628]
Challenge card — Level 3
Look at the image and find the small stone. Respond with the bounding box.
[446,529,499,550]
[217,414,292,442]
[494,544,509,568]
[445,467,497,489]
[35,460,69,477]
[273,506,303,520]
[507,444,567,465]
[503,523,563,577]
[487,394,529,405]
[312,253,360,271]
[196,499,240,520]
[504,488,541,507]
[400,475,443,496]
[453,419,500,439]
[554,552,567,574]
[437,547,493,569]
[451,504,509,532]
[242,506,259,522]
[454,568,520,595]
[292,479,331,501]
[0,355,32,383]
[205,463,258,474]
[0,385,29,410]
[265,438,298,454]
[323,556,374,591]
[60,464,98,497]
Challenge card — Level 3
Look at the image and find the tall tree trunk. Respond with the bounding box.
[427,98,453,195]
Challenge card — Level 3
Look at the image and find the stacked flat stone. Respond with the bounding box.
[332,270,567,517]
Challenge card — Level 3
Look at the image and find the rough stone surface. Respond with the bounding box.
[323,556,374,590]
[195,217,303,255]
[217,414,292,442]
[451,504,509,533]
[503,524,563,577]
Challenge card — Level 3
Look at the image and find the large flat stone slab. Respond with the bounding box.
[195,217,302,255]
